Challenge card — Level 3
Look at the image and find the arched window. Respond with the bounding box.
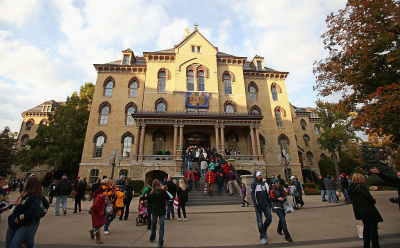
[224,100,236,114]
[126,107,135,125]
[21,134,29,148]
[303,135,310,147]
[39,119,46,125]
[224,74,232,94]
[104,81,113,96]
[226,104,234,114]
[99,106,109,124]
[122,136,132,158]
[315,125,320,135]
[250,105,262,115]
[90,169,99,183]
[272,86,278,101]
[187,70,195,91]
[300,119,307,130]
[198,71,205,91]
[279,138,287,150]
[153,132,164,154]
[120,169,129,177]
[159,72,167,92]
[25,119,34,131]
[275,110,283,127]
[94,135,105,157]
[318,139,323,149]
[252,109,259,115]
[130,81,138,97]
[307,152,314,166]
[259,134,266,155]
[155,98,167,112]
[249,86,257,100]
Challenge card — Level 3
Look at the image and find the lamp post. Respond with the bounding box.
[109,148,123,179]
[278,148,291,184]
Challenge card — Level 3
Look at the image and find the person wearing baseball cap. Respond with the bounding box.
[250,170,272,245]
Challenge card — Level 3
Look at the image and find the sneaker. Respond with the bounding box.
[172,216,175,219]
[183,218,187,221]
[260,238,267,245]
[104,231,109,235]
[63,209,67,215]
[177,218,181,221]
[149,236,155,243]
[54,213,59,216]
[285,237,293,242]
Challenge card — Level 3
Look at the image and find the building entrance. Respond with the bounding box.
[183,132,211,150]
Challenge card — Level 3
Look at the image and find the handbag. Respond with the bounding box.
[173,194,179,209]
[105,200,113,214]
[284,201,294,214]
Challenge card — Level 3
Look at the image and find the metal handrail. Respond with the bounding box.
[229,163,242,186]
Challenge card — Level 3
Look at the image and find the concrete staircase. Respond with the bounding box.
[186,178,244,206]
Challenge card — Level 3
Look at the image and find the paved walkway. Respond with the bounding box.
[1,190,399,247]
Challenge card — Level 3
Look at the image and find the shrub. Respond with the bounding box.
[133,193,141,197]
[303,185,321,195]
[132,180,145,193]
[303,183,317,188]
[365,174,397,187]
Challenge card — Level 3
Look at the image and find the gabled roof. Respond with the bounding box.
[174,29,218,51]
[216,51,247,59]
[24,100,65,114]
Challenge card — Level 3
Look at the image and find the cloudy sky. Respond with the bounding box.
[0,0,348,133]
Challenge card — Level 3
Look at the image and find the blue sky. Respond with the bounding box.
[0,0,348,133]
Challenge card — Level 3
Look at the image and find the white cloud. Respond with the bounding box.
[0,0,42,27]
[157,19,189,49]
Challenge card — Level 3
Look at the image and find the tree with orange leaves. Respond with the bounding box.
[314,0,400,144]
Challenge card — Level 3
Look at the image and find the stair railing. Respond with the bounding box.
[229,163,242,186]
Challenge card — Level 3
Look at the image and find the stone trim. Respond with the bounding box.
[278,133,290,145]
[158,67,171,80]
[93,131,107,143]
[128,77,140,88]
[155,97,168,111]
[274,106,286,117]
[197,65,208,78]
[103,76,115,87]
[222,70,235,82]
[121,131,134,143]
[271,82,282,93]
[125,102,137,114]
[98,101,111,113]
[248,81,259,92]
[224,100,236,112]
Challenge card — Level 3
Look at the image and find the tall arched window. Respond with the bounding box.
[157,103,165,112]
[26,119,33,131]
[249,86,257,100]
[318,139,323,149]
[39,119,46,125]
[275,110,283,127]
[224,74,232,94]
[187,70,195,91]
[126,106,135,125]
[198,71,205,91]
[272,86,278,101]
[94,136,105,157]
[226,104,234,114]
[122,136,132,158]
[300,119,307,130]
[159,72,167,92]
[105,82,113,96]
[279,138,287,150]
[99,106,109,124]
[307,152,314,166]
[21,134,29,148]
[303,135,310,147]
[120,169,129,177]
[130,81,138,97]
[315,125,320,135]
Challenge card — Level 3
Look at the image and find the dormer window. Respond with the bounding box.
[123,55,130,65]
[42,105,52,112]
[257,61,262,71]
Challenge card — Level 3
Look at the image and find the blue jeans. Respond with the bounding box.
[275,208,291,238]
[188,181,193,191]
[187,161,192,170]
[6,225,33,248]
[217,184,222,195]
[254,205,272,239]
[167,200,174,219]
[342,188,352,203]
[321,190,326,201]
[362,221,380,248]
[55,196,68,215]
[201,169,207,179]
[150,214,165,247]
[26,220,40,248]
[147,202,152,229]
[104,209,116,231]
[327,190,337,203]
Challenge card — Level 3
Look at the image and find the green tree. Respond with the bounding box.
[314,101,358,179]
[360,141,394,175]
[0,126,17,177]
[313,0,400,143]
[318,155,335,178]
[17,83,94,174]
[338,151,362,175]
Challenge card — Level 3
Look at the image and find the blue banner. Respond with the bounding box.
[185,92,209,108]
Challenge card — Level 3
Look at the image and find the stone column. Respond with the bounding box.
[138,124,146,161]
[214,124,220,151]
[179,124,184,151]
[255,125,262,160]
[132,121,140,161]
[249,125,257,159]
[220,125,225,155]
[173,124,178,159]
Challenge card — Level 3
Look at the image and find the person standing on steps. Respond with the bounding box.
[216,170,224,196]
[184,168,195,191]
[205,169,216,197]
[194,168,201,191]
[241,183,250,207]
[200,158,208,179]
[250,171,272,245]
[177,179,189,221]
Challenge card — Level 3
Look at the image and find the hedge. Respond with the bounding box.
[132,180,145,194]
[303,183,317,188]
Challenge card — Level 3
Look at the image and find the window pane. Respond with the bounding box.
[276,110,283,127]
[159,77,166,92]
[100,106,109,124]
[224,79,232,94]
[252,110,259,115]
[188,74,194,91]
[95,136,104,157]
[304,137,309,147]
[315,125,320,135]
[197,46,201,53]
[279,139,287,149]
[226,105,234,113]
[257,61,262,71]
[105,82,113,96]
[192,46,195,52]
[22,137,28,147]
[123,137,132,157]
[123,55,130,65]
[307,153,313,166]
[126,107,135,125]
[157,103,165,112]
[272,87,278,101]
[26,121,33,131]
[187,108,195,113]
[198,76,205,91]
[130,82,138,97]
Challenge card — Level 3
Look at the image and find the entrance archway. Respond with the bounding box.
[145,170,168,184]
[237,170,252,176]
[183,132,211,150]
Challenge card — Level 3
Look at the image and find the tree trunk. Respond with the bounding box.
[331,148,339,180]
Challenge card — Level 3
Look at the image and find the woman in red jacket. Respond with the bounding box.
[90,194,107,244]
[206,170,216,197]
[194,168,201,191]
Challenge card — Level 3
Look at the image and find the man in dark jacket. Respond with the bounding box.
[318,175,326,201]
[251,171,272,245]
[370,167,400,209]
[54,174,73,216]
[166,176,177,220]
[340,173,352,204]
[323,175,338,203]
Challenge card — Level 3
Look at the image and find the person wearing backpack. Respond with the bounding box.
[54,174,73,216]
[26,195,49,248]
[141,179,153,230]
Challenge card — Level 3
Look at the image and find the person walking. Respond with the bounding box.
[3,176,42,248]
[318,175,327,201]
[250,171,272,245]
[216,170,224,196]
[270,178,292,242]
[241,183,249,207]
[104,179,125,234]
[26,194,50,248]
[90,192,107,244]
[226,170,240,196]
[205,169,216,197]
[148,179,172,248]
[91,178,101,201]
[166,176,177,220]
[73,178,87,213]
[200,159,208,179]
[290,176,304,207]
[54,174,73,216]
[48,180,57,204]
[350,173,383,248]
[177,179,189,221]
[142,179,153,230]
[120,177,134,220]
[187,150,193,170]
[184,168,195,191]
[194,168,201,191]
[323,175,338,203]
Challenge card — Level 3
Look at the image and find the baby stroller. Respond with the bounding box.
[136,197,148,226]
